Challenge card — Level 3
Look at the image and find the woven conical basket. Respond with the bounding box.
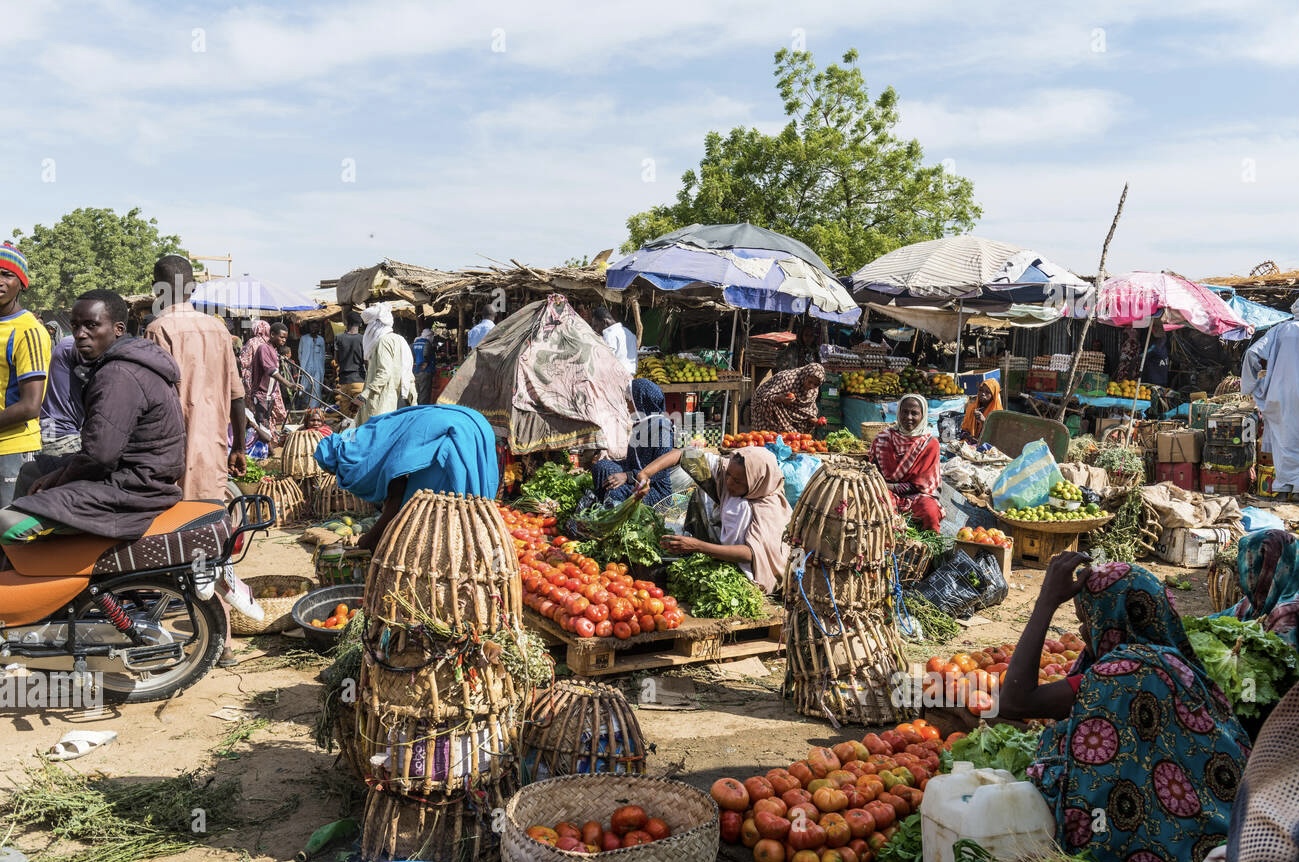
[281,428,326,478]
[786,455,901,572]
[310,473,368,518]
[360,776,516,862]
[245,475,306,527]
[520,679,649,783]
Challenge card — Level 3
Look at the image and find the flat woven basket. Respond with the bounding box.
[230,574,316,635]
[995,512,1114,534]
[502,774,718,862]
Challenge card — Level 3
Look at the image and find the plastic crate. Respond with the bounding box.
[1200,466,1254,496]
[1202,443,1255,471]
[1155,461,1199,492]
[1077,371,1110,397]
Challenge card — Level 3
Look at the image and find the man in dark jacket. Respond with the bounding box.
[0,290,186,542]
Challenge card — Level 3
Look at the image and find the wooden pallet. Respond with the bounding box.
[524,605,785,677]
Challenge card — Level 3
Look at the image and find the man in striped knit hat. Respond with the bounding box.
[0,244,50,506]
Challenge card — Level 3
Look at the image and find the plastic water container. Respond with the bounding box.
[919,762,1056,862]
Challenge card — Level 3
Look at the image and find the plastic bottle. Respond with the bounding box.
[294,818,359,861]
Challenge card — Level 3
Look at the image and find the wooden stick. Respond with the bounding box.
[1058,182,1129,420]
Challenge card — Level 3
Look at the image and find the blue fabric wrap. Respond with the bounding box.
[314,405,498,504]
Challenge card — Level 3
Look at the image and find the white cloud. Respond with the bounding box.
[896,89,1125,151]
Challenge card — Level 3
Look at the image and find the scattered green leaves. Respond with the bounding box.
[666,553,766,619]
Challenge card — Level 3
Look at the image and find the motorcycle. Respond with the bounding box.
[0,495,274,704]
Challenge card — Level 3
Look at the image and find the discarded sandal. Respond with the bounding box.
[43,729,118,762]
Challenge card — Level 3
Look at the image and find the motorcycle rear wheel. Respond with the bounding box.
[73,572,226,704]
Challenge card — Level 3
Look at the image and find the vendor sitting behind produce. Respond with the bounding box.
[868,394,943,531]
[960,379,1002,439]
[591,379,675,508]
[634,446,789,594]
[749,362,825,435]
[999,551,1249,861]
[1213,529,1298,649]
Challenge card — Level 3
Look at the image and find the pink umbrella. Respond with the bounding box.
[1088,271,1253,337]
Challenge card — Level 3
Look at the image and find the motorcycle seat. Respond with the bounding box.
[7,501,233,578]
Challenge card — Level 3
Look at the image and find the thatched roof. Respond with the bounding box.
[326,258,735,316]
[1201,261,1299,311]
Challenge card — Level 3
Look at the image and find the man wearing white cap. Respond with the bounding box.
[354,303,416,424]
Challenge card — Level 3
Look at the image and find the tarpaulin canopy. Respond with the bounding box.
[865,302,1061,343]
[1205,285,1292,334]
[437,293,632,457]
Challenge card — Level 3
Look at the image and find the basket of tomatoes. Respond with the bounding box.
[503,774,719,861]
[292,584,365,653]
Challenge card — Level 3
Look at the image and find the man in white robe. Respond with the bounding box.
[1243,299,1299,495]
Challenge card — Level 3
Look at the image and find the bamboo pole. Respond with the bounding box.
[1058,182,1129,420]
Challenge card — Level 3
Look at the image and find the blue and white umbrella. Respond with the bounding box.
[606,223,861,323]
[190,276,320,314]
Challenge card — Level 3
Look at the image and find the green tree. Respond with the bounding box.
[624,49,981,274]
[10,207,192,312]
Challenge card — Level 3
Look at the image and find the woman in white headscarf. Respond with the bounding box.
[355,303,417,424]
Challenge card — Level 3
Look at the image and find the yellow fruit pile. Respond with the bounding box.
[637,355,718,384]
[1106,379,1151,400]
[926,373,962,397]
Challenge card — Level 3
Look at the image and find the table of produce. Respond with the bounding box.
[722,430,829,454]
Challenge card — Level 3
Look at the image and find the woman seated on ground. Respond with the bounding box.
[1214,528,1298,649]
[634,446,789,594]
[868,394,943,531]
[591,379,675,509]
[960,379,1002,439]
[999,551,1250,862]
[749,363,825,434]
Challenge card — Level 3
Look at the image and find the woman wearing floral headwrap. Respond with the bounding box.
[1000,552,1250,862]
[1215,529,1299,650]
[749,363,825,434]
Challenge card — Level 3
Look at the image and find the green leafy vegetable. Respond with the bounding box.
[666,553,766,619]
[876,813,923,862]
[569,494,643,540]
[1183,615,1299,718]
[939,722,1043,780]
[904,523,953,559]
[825,429,868,453]
[573,503,664,567]
[515,462,591,525]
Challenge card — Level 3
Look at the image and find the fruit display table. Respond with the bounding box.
[994,511,1114,568]
[655,377,751,435]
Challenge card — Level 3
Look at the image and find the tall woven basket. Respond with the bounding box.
[520,679,649,784]
[502,775,719,862]
[361,776,517,862]
[355,491,532,862]
[311,473,369,518]
[786,456,901,574]
[244,475,307,526]
[785,604,913,727]
[281,428,326,478]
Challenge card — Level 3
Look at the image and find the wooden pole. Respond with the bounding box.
[630,290,644,346]
[457,300,465,363]
[1057,182,1129,421]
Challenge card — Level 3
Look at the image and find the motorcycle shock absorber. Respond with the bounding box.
[91,589,139,640]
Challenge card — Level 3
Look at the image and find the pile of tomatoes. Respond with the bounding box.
[525,804,672,852]
[308,601,359,631]
[499,506,686,639]
[954,525,1012,549]
[722,430,829,454]
[922,634,1086,716]
[716,720,957,862]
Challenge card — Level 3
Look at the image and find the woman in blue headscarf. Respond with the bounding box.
[1000,552,1250,862]
[591,379,675,508]
[1214,529,1299,650]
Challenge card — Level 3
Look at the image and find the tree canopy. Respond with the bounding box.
[624,49,981,275]
[10,207,192,312]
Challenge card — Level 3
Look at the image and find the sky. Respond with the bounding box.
[3,1,1298,292]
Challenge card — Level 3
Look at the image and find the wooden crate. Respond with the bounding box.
[524,605,784,677]
[1005,524,1080,569]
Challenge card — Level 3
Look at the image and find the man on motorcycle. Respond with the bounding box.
[0,290,186,543]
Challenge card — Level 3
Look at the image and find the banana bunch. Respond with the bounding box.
[637,357,671,385]
[861,372,903,396]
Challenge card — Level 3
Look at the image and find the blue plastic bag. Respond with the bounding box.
[991,439,1064,510]
[765,436,823,507]
[1240,506,1285,533]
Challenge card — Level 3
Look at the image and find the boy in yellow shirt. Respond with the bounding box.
[0,244,51,506]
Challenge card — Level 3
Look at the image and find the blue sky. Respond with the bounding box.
[3,1,1297,292]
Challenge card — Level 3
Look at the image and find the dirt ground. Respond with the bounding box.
[0,528,1219,861]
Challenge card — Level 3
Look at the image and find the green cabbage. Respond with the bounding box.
[1183,615,1299,718]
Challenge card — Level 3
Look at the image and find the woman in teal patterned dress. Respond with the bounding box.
[999,552,1251,862]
